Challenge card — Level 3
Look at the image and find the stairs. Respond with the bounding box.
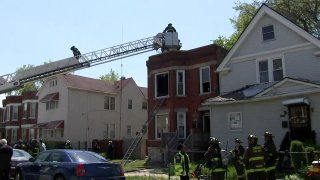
[121,99,165,165]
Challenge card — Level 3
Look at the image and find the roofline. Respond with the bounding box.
[203,88,320,106]
[217,4,320,72]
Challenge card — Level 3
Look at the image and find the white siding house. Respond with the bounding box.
[37,74,147,150]
[204,4,320,151]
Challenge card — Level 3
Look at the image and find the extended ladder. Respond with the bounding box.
[0,33,165,94]
[121,99,165,165]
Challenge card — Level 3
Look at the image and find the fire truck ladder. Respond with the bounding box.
[121,98,165,166]
[0,33,164,94]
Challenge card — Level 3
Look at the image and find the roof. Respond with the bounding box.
[34,120,64,129]
[204,77,320,104]
[139,87,148,98]
[217,4,320,72]
[40,92,59,102]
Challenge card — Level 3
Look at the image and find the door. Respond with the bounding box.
[202,113,210,133]
[177,112,186,139]
[288,104,311,142]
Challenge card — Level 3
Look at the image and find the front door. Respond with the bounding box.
[202,113,210,133]
[288,104,311,142]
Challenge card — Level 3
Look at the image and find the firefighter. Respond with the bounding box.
[243,134,266,180]
[264,131,278,180]
[204,137,225,180]
[174,143,190,180]
[163,23,177,33]
[70,46,81,59]
[65,140,73,149]
[231,138,245,180]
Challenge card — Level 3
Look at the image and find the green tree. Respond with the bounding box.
[215,0,320,50]
[99,69,120,82]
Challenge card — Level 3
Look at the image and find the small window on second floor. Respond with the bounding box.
[104,96,115,110]
[262,25,275,41]
[176,70,185,96]
[142,101,147,110]
[155,72,169,98]
[12,106,18,120]
[128,99,132,109]
[29,103,36,118]
[23,103,28,118]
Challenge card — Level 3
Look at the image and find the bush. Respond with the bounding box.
[305,146,315,165]
[290,140,305,169]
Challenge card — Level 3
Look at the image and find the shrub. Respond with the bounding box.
[304,146,315,165]
[290,140,305,169]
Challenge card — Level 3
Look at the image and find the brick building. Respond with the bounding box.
[146,44,226,162]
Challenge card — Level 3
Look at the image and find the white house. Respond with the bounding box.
[203,4,320,151]
[37,74,148,150]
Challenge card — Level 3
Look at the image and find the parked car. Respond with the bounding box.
[10,149,32,178]
[14,149,125,180]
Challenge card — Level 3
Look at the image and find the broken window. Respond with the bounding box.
[155,72,169,98]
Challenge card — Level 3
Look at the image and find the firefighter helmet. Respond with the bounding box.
[235,138,243,143]
[209,137,220,144]
[264,131,274,138]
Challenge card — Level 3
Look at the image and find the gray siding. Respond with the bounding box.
[234,15,308,57]
[210,92,320,150]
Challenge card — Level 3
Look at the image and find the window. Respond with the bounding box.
[176,70,185,96]
[23,103,28,118]
[29,103,36,118]
[258,57,284,83]
[155,72,169,98]
[289,105,309,127]
[104,123,116,138]
[262,25,275,41]
[128,99,132,109]
[49,79,58,87]
[12,106,18,120]
[228,112,242,131]
[22,129,27,140]
[200,66,211,94]
[46,101,58,110]
[142,101,147,110]
[155,114,169,139]
[127,125,132,137]
[12,129,18,143]
[104,96,116,110]
[6,107,10,121]
[177,112,186,139]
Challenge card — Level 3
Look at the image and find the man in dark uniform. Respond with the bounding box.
[70,46,81,59]
[163,23,177,33]
[243,134,266,180]
[204,137,225,180]
[0,139,13,180]
[231,138,245,180]
[264,131,278,180]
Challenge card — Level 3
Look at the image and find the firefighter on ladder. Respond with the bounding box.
[231,138,245,180]
[174,143,190,180]
[204,137,225,180]
[243,134,266,180]
[263,131,278,180]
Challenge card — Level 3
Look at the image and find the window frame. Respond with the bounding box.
[155,72,169,98]
[155,113,169,139]
[199,66,211,94]
[177,112,186,139]
[128,99,133,110]
[176,70,185,96]
[262,24,275,41]
[256,56,285,83]
[104,96,116,111]
[29,102,37,119]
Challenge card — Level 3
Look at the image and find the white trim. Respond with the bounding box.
[216,5,320,72]
[177,112,186,139]
[230,43,313,64]
[5,103,21,107]
[256,55,285,84]
[22,99,38,103]
[5,126,19,129]
[21,124,36,128]
[282,98,309,105]
[176,70,185,96]
[261,24,276,42]
[155,113,169,140]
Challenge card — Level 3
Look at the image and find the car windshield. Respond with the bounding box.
[68,151,107,163]
[13,150,32,158]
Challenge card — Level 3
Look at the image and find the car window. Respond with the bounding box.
[35,151,51,162]
[68,151,107,163]
[47,152,69,162]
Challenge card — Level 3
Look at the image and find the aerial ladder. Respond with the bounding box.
[0,25,181,163]
[0,29,181,94]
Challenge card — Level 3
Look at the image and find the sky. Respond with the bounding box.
[0,0,252,106]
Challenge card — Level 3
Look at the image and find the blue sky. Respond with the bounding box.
[0,0,251,106]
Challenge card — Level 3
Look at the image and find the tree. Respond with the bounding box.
[215,0,320,50]
[99,69,120,82]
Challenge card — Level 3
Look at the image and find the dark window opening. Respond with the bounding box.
[156,73,169,97]
[262,25,275,41]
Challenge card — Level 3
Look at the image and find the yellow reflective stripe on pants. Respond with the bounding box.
[248,156,264,161]
[212,168,225,172]
[246,168,265,174]
[265,166,276,171]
